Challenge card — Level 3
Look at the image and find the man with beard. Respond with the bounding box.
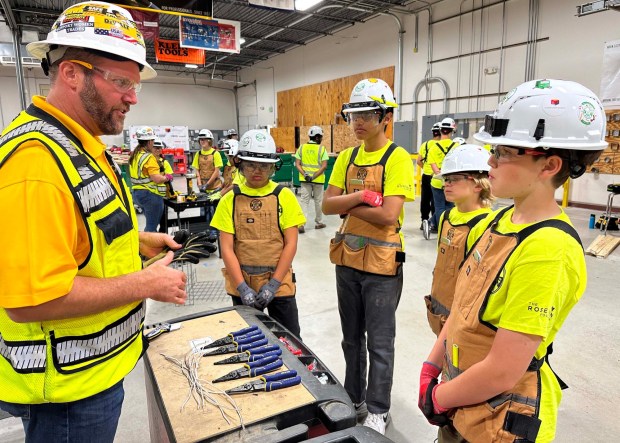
[0,3,187,442]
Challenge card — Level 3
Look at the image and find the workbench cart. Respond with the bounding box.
[144,306,359,443]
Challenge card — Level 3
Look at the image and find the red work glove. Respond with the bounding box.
[360,189,383,207]
[418,361,441,410]
[422,379,451,427]
[165,174,174,182]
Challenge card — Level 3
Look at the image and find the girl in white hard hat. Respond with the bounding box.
[419,79,606,443]
[129,127,173,232]
[323,78,415,435]
[211,130,306,336]
[423,144,493,337]
[192,129,222,233]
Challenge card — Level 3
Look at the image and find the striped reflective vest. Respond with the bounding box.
[130,150,167,196]
[297,142,326,184]
[0,104,145,404]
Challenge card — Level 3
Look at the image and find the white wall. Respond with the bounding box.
[236,0,620,206]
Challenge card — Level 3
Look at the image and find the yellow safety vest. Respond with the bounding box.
[130,150,166,196]
[297,142,327,184]
[0,105,145,404]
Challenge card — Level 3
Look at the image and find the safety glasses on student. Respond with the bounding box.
[243,161,272,172]
[442,174,473,184]
[489,145,547,163]
[345,110,383,123]
[69,60,142,94]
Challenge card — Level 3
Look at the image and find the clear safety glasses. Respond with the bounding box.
[69,60,142,94]
[243,161,272,172]
[442,174,473,185]
[345,111,382,124]
[489,145,547,163]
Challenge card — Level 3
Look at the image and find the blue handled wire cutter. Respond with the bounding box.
[202,336,268,356]
[225,370,302,394]
[212,355,283,383]
[203,325,261,349]
[214,344,282,365]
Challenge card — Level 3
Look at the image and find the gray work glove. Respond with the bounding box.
[256,278,281,309]
[237,282,258,307]
[304,174,312,182]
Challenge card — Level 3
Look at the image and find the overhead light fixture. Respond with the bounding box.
[21,29,39,43]
[185,64,198,69]
[575,0,620,16]
[239,37,246,45]
[295,0,323,11]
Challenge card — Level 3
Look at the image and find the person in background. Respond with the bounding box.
[192,128,222,232]
[416,122,440,230]
[226,128,239,141]
[322,78,414,435]
[426,117,459,235]
[423,144,493,337]
[418,79,606,443]
[220,138,242,196]
[0,3,186,442]
[295,125,329,233]
[211,130,305,336]
[130,126,173,232]
[154,137,175,233]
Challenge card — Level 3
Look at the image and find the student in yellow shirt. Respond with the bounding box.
[211,130,305,336]
[418,79,607,443]
[220,138,241,196]
[416,122,441,230]
[424,144,493,337]
[191,129,223,233]
[323,78,414,435]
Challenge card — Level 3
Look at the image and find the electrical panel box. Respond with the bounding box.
[393,121,416,154]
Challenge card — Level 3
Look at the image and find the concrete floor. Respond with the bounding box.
[1,192,619,442]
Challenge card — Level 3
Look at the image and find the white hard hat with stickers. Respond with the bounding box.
[436,144,491,179]
[27,1,156,80]
[238,130,278,163]
[440,117,456,131]
[198,129,214,139]
[136,126,156,141]
[308,126,323,137]
[341,78,398,122]
[475,79,607,150]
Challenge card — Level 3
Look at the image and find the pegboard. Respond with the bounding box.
[588,110,620,174]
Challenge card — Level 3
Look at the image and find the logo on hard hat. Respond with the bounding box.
[354,83,366,93]
[500,88,516,105]
[250,199,262,211]
[242,137,251,147]
[255,133,266,142]
[578,102,596,125]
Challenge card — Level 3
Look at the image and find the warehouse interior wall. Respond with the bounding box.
[237,0,620,206]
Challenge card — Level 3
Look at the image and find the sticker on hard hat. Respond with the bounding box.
[542,96,566,117]
[500,88,516,105]
[255,133,266,142]
[578,102,596,125]
[354,83,366,92]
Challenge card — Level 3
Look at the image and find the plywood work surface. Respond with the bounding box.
[146,310,315,443]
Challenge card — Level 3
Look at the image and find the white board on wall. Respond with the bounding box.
[129,125,189,151]
[600,39,620,109]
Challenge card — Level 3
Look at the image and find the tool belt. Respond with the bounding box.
[329,232,404,276]
[424,294,450,337]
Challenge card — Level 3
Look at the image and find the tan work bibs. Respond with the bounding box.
[444,207,579,443]
[222,185,295,297]
[329,144,405,276]
[425,209,487,336]
[198,151,218,189]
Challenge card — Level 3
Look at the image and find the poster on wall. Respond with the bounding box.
[129,125,189,151]
[155,38,205,64]
[600,39,620,109]
[127,9,159,40]
[114,1,212,18]
[179,16,240,54]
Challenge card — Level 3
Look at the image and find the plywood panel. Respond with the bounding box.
[589,109,620,174]
[146,310,315,443]
[332,124,359,153]
[271,127,296,153]
[277,67,395,128]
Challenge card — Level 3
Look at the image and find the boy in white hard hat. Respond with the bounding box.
[0,3,186,441]
[419,79,606,443]
[211,130,305,336]
[294,125,329,233]
[323,78,414,435]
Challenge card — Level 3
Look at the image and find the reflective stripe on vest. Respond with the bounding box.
[130,151,166,195]
[444,206,581,442]
[0,104,144,403]
[0,333,46,373]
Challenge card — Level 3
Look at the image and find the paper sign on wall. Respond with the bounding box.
[600,39,620,109]
[129,126,190,151]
